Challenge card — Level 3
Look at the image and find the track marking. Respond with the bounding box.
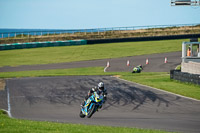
[113,76,200,102]
[104,66,108,72]
[6,86,12,117]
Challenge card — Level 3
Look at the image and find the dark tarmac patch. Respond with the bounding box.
[0,79,7,110]
[0,79,5,90]
[4,76,200,133]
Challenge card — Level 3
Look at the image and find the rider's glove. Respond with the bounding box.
[92,88,95,91]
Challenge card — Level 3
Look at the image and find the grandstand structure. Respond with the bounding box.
[170,39,200,85]
[182,39,200,74]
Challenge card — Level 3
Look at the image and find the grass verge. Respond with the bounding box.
[0,110,173,133]
[0,67,112,78]
[0,67,200,100]
[0,39,186,67]
[120,72,200,100]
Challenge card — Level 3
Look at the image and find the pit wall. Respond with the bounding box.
[181,61,200,75]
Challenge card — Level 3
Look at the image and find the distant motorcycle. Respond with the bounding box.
[80,91,104,118]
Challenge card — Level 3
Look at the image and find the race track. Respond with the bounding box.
[0,52,181,72]
[1,76,200,133]
[0,52,200,133]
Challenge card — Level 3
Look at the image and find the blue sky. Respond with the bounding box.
[0,0,200,29]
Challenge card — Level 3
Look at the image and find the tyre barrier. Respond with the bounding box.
[0,40,87,51]
[170,70,200,85]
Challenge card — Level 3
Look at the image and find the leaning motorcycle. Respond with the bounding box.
[80,91,104,118]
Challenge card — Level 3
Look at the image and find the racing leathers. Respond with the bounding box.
[82,86,107,108]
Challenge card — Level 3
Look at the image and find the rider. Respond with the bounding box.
[81,82,107,108]
[132,64,143,73]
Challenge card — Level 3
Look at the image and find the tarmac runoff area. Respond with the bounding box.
[0,52,200,133]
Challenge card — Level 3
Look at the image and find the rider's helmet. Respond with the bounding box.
[139,64,143,69]
[98,82,104,91]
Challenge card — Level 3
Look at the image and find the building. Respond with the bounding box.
[170,39,200,85]
[182,40,200,74]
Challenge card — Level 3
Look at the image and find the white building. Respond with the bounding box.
[182,41,200,74]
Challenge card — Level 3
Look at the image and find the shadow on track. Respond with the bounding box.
[16,76,170,111]
[105,85,170,111]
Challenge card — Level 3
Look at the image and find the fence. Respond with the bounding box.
[0,23,200,44]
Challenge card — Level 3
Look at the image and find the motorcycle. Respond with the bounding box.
[80,91,104,118]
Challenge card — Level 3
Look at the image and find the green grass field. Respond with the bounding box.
[120,72,200,100]
[0,39,186,67]
[0,110,174,133]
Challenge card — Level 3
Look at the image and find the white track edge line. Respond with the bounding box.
[104,66,108,72]
[6,86,12,117]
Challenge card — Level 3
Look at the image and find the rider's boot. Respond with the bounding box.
[99,105,102,109]
[96,105,102,112]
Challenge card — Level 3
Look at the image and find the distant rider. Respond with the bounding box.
[81,82,107,108]
[132,65,143,73]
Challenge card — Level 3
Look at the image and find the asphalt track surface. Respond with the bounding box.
[0,76,200,133]
[1,52,200,133]
[0,52,181,72]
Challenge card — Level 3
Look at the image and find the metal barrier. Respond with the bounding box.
[170,70,200,85]
[87,34,200,44]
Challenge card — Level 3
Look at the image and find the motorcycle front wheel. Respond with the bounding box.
[79,111,85,118]
[87,104,95,118]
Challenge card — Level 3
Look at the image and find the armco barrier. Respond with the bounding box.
[0,40,87,51]
[170,70,200,85]
[87,34,200,44]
